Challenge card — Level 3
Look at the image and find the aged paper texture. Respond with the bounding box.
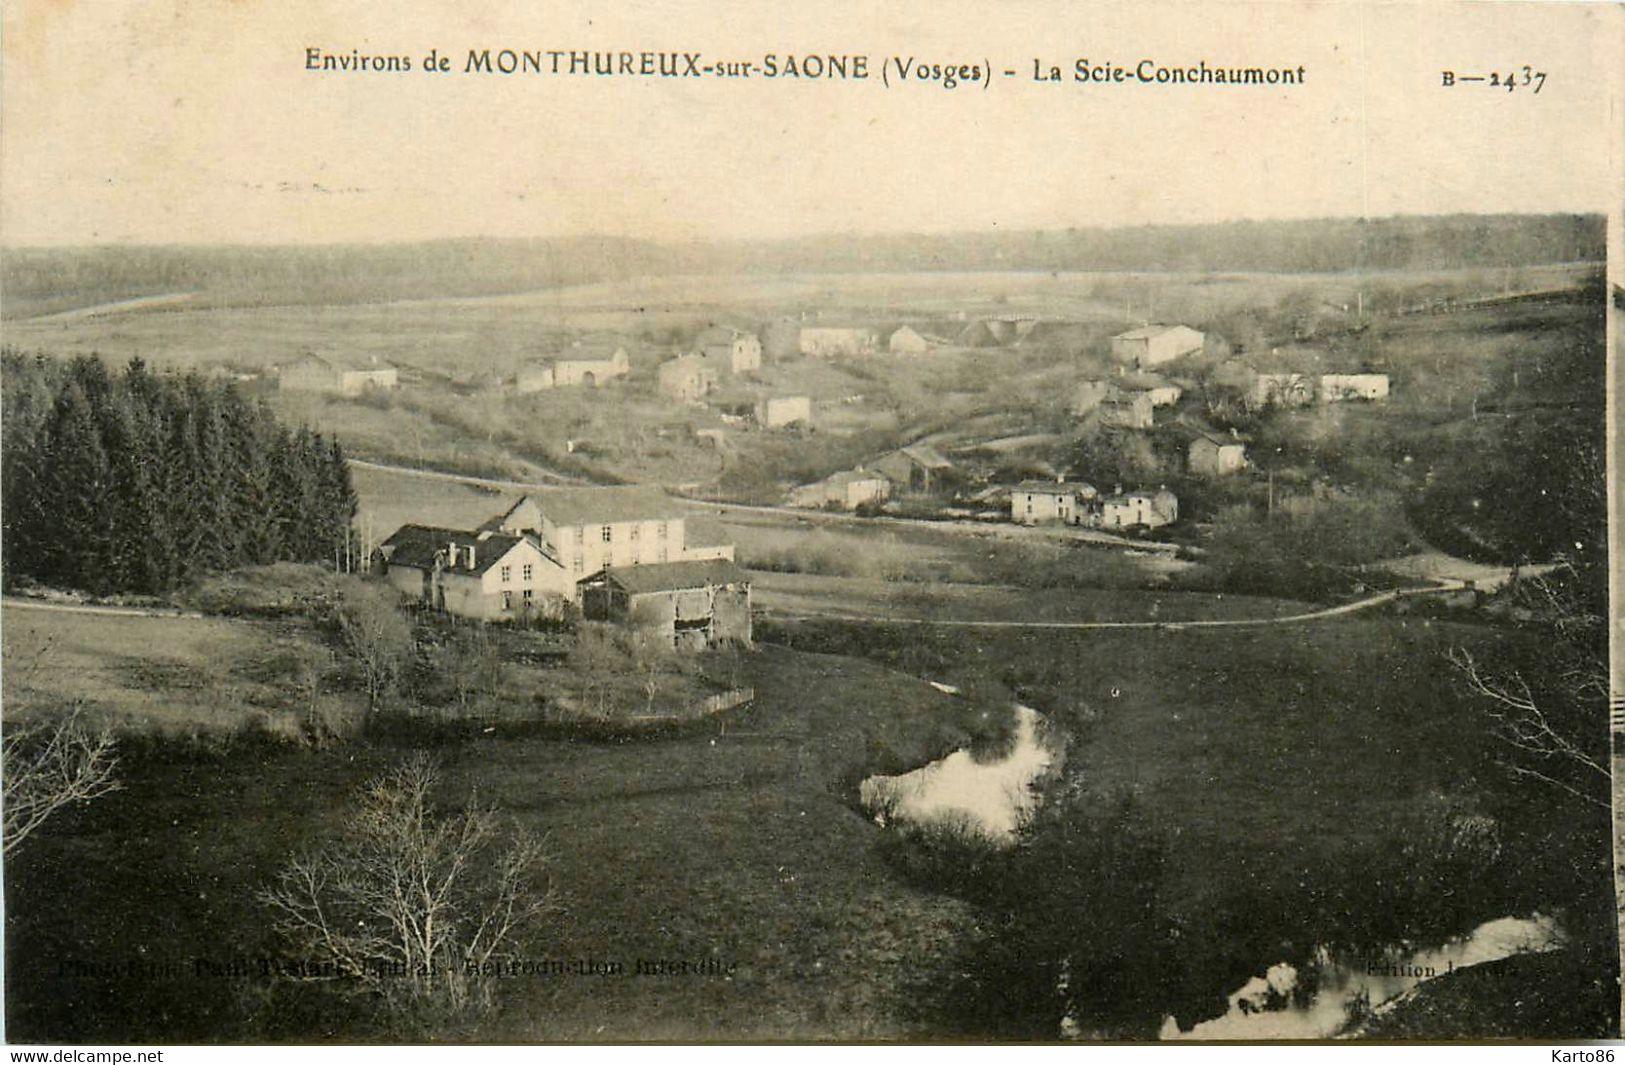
[1,0,1622,1045]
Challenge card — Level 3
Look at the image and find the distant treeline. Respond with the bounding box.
[1,214,1604,318]
[1,352,356,595]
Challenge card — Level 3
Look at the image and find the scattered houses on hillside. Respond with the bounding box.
[799,326,879,358]
[872,443,955,495]
[657,355,718,401]
[1110,324,1205,368]
[1101,488,1179,530]
[280,354,399,397]
[579,559,752,651]
[518,345,631,392]
[789,469,891,510]
[755,395,812,428]
[1189,430,1249,477]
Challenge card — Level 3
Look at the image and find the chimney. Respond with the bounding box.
[446,541,457,567]
[465,544,476,570]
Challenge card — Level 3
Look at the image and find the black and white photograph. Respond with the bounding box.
[0,0,1621,1047]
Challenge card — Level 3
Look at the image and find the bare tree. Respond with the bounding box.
[2,705,122,855]
[259,755,554,1021]
[1449,563,1610,811]
[334,583,414,712]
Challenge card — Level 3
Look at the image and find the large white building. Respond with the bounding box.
[1110,325,1205,368]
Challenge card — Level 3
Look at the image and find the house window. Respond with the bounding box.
[657,546,668,562]
[630,525,640,541]
[657,521,668,540]
[522,589,533,604]
[522,563,533,581]
[574,527,585,544]
[500,565,511,582]
[601,525,612,542]
[573,557,584,573]
[501,591,512,611]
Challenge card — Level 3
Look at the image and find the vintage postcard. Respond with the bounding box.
[1,0,1621,1047]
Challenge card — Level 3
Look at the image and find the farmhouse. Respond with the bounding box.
[1114,371,1184,408]
[280,354,399,397]
[755,395,812,428]
[579,559,752,651]
[484,487,725,584]
[789,469,891,510]
[1319,373,1390,402]
[1189,431,1248,477]
[799,327,879,358]
[376,525,570,620]
[519,346,630,391]
[1096,392,1155,430]
[1110,325,1205,368]
[1011,480,1098,525]
[871,443,954,494]
[696,326,763,375]
[1100,488,1178,530]
[1250,373,1315,410]
[657,355,718,401]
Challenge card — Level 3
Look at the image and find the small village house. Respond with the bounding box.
[1319,373,1390,403]
[484,488,723,584]
[1110,325,1205,368]
[519,345,631,392]
[1189,431,1248,477]
[799,327,879,358]
[696,326,763,375]
[1096,392,1156,431]
[657,355,718,401]
[1114,371,1184,408]
[1249,373,1316,410]
[872,443,954,494]
[755,395,812,428]
[1011,480,1098,525]
[578,559,752,652]
[789,469,891,510]
[1100,488,1178,530]
[280,354,399,397]
[376,525,570,620]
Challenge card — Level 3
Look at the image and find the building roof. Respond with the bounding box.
[379,524,535,577]
[1014,480,1091,494]
[516,486,686,527]
[1191,429,1248,448]
[894,443,953,470]
[1115,324,1202,341]
[696,325,754,347]
[828,469,888,487]
[290,353,396,374]
[1114,371,1176,391]
[590,558,751,595]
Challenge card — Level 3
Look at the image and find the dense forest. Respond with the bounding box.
[0,352,356,595]
[1,214,1603,318]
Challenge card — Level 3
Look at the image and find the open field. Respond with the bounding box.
[1,604,359,736]
[3,642,996,1042]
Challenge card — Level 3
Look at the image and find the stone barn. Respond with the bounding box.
[578,559,752,652]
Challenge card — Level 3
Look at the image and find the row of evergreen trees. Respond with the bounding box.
[2,351,356,595]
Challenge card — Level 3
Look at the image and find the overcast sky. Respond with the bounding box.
[2,0,1619,246]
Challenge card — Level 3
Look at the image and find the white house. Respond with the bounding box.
[1110,325,1205,368]
[1319,373,1390,403]
[799,327,878,358]
[519,346,631,392]
[280,354,399,397]
[1011,480,1098,525]
[657,355,718,401]
[789,469,891,510]
[1100,488,1178,530]
[1189,431,1248,477]
[696,326,763,374]
[756,395,812,428]
[377,525,570,620]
